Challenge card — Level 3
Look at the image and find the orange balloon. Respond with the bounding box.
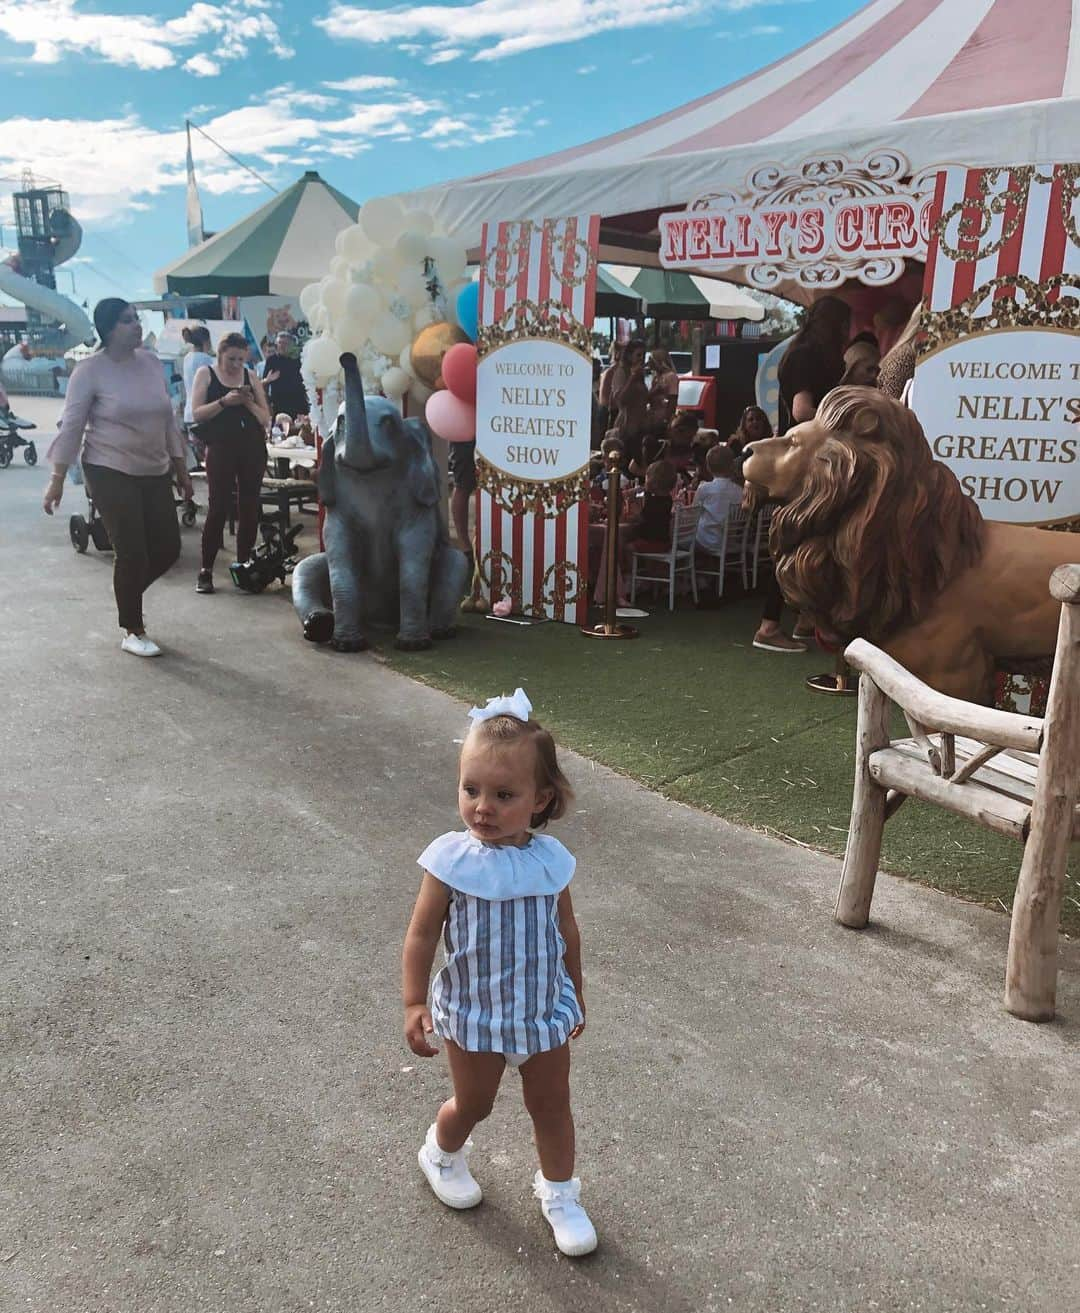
[411,321,470,388]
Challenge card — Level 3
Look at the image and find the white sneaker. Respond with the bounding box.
[533,1172,598,1256]
[418,1123,482,1209]
[121,632,162,658]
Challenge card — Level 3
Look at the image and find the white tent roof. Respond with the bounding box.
[387,0,1080,281]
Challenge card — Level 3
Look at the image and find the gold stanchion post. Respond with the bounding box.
[581,448,638,641]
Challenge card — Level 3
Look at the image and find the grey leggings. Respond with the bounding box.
[84,463,181,633]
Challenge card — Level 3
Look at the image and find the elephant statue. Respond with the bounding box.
[291,352,470,651]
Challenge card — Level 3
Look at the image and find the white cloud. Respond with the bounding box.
[185,53,220,77]
[322,74,400,91]
[425,47,464,63]
[629,53,653,64]
[0,88,534,225]
[577,64,597,75]
[0,0,293,74]
[318,0,791,61]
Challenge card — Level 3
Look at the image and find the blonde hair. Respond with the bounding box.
[464,713,572,828]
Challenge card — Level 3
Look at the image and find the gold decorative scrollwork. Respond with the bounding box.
[476,455,589,518]
[935,167,1048,262]
[480,217,598,296]
[541,559,585,611]
[477,549,532,612]
[919,273,1080,355]
[542,218,597,288]
[475,297,592,359]
[693,150,914,212]
[934,164,1080,263]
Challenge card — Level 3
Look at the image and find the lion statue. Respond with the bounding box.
[741,387,1079,703]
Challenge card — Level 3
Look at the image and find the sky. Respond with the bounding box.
[0,0,866,311]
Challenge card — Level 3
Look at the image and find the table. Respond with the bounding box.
[266,443,317,479]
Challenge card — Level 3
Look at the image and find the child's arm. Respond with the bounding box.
[557,888,586,1038]
[402,872,451,1056]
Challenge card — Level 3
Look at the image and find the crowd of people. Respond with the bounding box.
[41,300,315,656]
[587,298,917,643]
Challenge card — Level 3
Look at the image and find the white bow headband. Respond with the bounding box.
[468,687,533,724]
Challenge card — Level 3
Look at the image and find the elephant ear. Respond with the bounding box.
[404,417,439,508]
[317,434,337,506]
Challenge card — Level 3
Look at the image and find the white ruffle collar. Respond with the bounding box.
[418,830,575,900]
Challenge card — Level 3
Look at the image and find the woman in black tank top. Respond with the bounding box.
[189,331,271,593]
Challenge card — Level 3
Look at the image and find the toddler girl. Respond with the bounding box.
[402,689,597,1257]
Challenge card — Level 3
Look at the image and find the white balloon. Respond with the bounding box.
[341,223,371,265]
[334,228,349,256]
[404,209,435,236]
[397,267,430,309]
[399,346,414,377]
[395,229,427,267]
[330,255,349,279]
[345,282,382,332]
[372,248,400,285]
[428,235,467,283]
[304,335,342,382]
[310,303,330,333]
[413,304,439,331]
[298,283,322,316]
[371,311,410,357]
[381,366,410,400]
[322,277,348,321]
[361,196,405,247]
[408,379,433,406]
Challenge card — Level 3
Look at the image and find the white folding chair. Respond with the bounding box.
[630,503,703,611]
[749,505,774,589]
[695,504,750,597]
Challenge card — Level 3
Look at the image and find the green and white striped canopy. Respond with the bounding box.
[153,171,359,298]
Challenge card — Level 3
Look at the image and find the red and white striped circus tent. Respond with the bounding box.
[391,0,1080,295]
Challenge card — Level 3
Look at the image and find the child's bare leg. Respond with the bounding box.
[521,1044,575,1180]
[436,1040,506,1151]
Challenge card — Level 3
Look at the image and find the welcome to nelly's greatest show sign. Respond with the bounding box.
[474,216,599,623]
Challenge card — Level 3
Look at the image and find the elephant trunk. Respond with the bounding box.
[339,352,388,470]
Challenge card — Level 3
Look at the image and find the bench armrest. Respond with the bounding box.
[843,638,1043,753]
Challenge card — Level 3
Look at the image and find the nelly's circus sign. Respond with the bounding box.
[658,152,934,290]
[912,163,1080,525]
[473,215,600,624]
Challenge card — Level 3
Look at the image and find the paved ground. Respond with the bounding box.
[3,397,1079,1312]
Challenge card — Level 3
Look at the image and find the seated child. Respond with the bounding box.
[591,434,630,490]
[627,459,676,553]
[693,444,743,552]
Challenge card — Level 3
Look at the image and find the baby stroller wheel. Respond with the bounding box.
[0,444,11,469]
[181,501,197,528]
[69,514,90,553]
[90,519,112,552]
[24,441,37,466]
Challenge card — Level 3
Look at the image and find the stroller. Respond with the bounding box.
[69,468,199,554]
[0,410,36,468]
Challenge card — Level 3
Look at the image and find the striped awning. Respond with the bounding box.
[389,0,1080,286]
[153,171,359,298]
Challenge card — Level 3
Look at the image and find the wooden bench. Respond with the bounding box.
[836,563,1080,1023]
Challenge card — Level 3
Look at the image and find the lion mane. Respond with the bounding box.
[768,388,984,644]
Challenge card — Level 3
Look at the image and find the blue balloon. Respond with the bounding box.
[456,281,479,342]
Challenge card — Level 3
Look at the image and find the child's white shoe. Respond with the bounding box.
[418,1123,482,1209]
[533,1172,598,1256]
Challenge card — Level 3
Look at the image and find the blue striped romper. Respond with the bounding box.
[418,831,584,1058]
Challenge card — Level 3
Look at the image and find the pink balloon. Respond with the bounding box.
[426,389,476,443]
[441,342,477,403]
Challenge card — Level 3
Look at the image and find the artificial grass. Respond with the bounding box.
[379,596,1079,937]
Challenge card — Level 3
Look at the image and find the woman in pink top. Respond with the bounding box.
[43,299,194,658]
